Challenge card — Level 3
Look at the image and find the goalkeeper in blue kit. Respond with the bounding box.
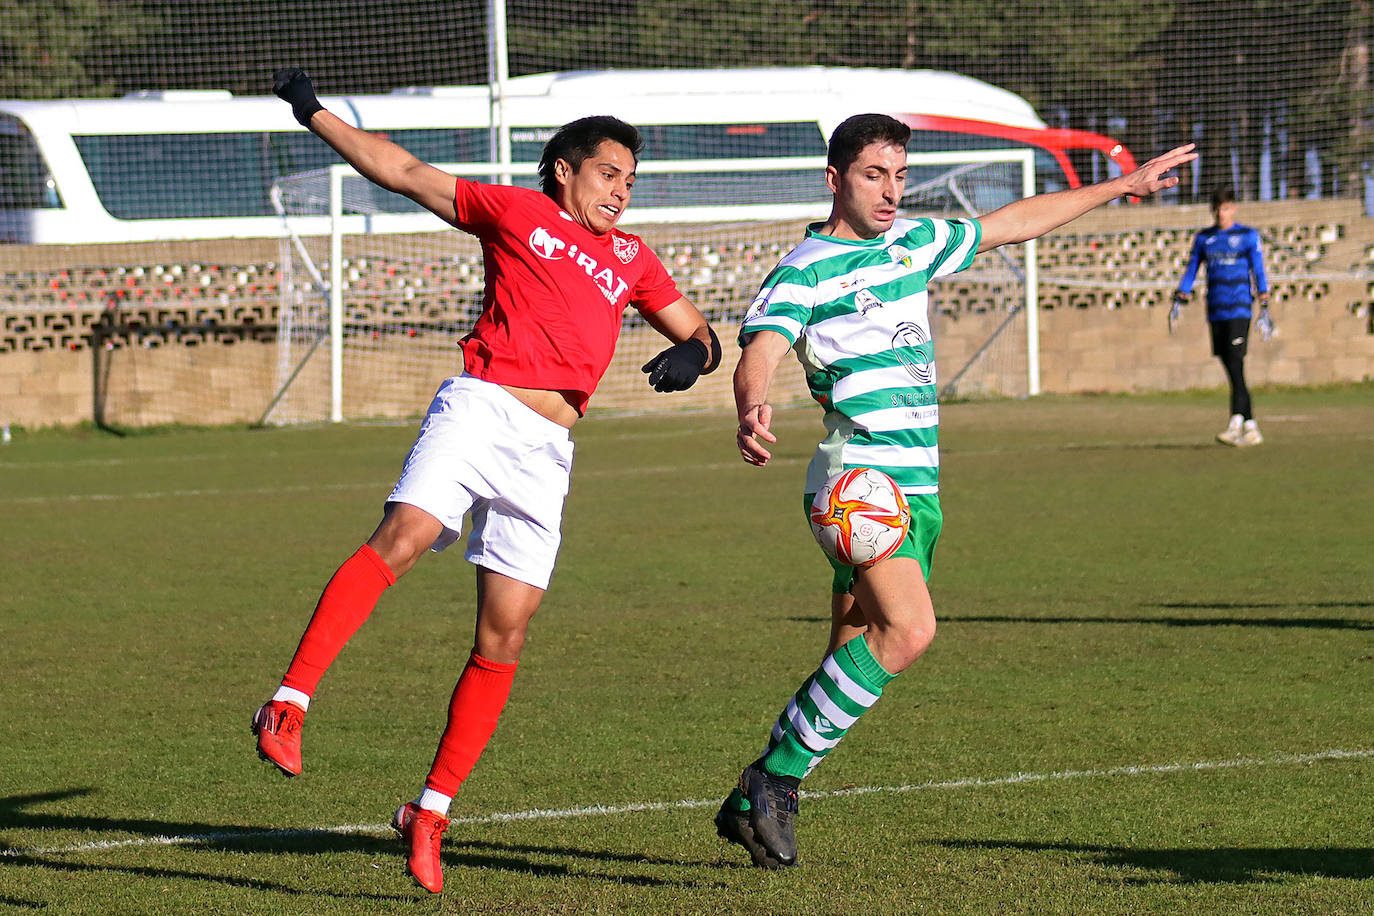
[1172,185,1271,447]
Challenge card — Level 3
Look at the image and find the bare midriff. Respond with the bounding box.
[499,384,580,429]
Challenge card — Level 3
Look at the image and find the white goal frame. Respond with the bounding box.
[270,149,1037,423]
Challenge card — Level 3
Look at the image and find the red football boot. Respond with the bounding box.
[251,700,305,777]
[392,801,450,893]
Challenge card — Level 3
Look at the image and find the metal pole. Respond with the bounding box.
[329,165,344,423]
[1021,150,1040,396]
[488,0,511,184]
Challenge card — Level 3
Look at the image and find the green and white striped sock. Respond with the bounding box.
[761,634,895,781]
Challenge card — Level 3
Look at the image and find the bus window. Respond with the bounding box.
[637,122,826,208]
[510,127,554,162]
[74,130,382,219]
[264,131,345,184]
[76,132,282,219]
[636,121,829,208]
[342,128,497,213]
[1063,148,1108,187]
[640,122,826,160]
[0,115,62,209]
[509,122,826,162]
[506,121,829,209]
[907,128,1071,194]
[384,128,490,164]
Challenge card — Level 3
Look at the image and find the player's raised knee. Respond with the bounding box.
[892,617,935,670]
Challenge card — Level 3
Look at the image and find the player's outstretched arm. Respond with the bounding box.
[272,68,458,223]
[977,143,1198,253]
[734,330,791,466]
[640,297,722,392]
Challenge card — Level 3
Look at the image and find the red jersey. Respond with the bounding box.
[449,179,682,414]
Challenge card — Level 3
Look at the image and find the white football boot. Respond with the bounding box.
[1216,414,1244,446]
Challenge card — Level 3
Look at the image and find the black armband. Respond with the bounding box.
[703,326,722,374]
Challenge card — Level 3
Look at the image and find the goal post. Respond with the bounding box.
[897,149,1038,398]
[264,149,1037,425]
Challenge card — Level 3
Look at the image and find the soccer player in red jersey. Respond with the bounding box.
[253,69,722,893]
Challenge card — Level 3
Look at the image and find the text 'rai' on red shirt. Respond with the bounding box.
[449,178,682,414]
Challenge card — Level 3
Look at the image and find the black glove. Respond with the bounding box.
[641,338,709,392]
[273,68,324,128]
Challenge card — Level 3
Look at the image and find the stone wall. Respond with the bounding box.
[1,199,1369,429]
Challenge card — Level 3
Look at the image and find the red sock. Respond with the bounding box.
[281,544,396,696]
[425,652,519,796]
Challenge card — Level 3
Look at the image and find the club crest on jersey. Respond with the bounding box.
[854,288,883,315]
[612,235,639,264]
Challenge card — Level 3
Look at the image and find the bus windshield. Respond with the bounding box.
[0,115,61,210]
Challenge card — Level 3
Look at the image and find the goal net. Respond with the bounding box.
[263,150,1034,425]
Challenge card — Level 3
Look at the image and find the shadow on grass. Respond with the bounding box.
[5,853,411,903]
[0,788,728,893]
[1154,601,1374,611]
[936,604,1374,631]
[244,832,730,888]
[792,601,1374,629]
[0,787,297,842]
[1057,442,1218,452]
[937,837,1374,884]
[788,609,1374,630]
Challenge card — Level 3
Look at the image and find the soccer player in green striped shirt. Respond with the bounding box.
[716,114,1197,868]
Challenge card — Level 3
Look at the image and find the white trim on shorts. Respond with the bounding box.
[387,374,574,590]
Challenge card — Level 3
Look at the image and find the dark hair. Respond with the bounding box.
[538,115,643,196]
[827,114,912,172]
[1211,184,1236,209]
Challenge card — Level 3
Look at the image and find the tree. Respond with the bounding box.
[107,0,488,96]
[0,0,153,98]
[1304,0,1373,192]
[2,0,1363,203]
[901,0,1176,172]
[1155,0,1360,199]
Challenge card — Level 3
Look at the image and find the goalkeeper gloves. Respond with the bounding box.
[642,338,709,392]
[273,68,325,128]
[1257,304,1275,341]
[1168,291,1187,334]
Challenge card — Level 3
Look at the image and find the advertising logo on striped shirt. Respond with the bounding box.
[892,322,934,385]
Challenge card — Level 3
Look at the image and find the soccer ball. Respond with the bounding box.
[809,468,912,567]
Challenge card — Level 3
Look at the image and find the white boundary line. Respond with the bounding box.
[4,747,1369,858]
[0,460,809,507]
[10,427,1374,508]
[0,481,385,506]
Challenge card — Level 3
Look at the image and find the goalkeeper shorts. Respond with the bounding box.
[802,491,943,594]
[388,374,574,590]
[1210,317,1250,358]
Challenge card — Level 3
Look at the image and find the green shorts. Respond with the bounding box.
[803,491,943,594]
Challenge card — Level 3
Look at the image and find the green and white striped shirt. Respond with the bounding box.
[740,217,981,496]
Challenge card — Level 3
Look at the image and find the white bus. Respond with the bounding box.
[0,67,1135,244]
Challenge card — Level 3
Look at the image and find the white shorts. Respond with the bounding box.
[387,374,574,590]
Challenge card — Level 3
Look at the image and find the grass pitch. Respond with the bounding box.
[1,385,1371,915]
